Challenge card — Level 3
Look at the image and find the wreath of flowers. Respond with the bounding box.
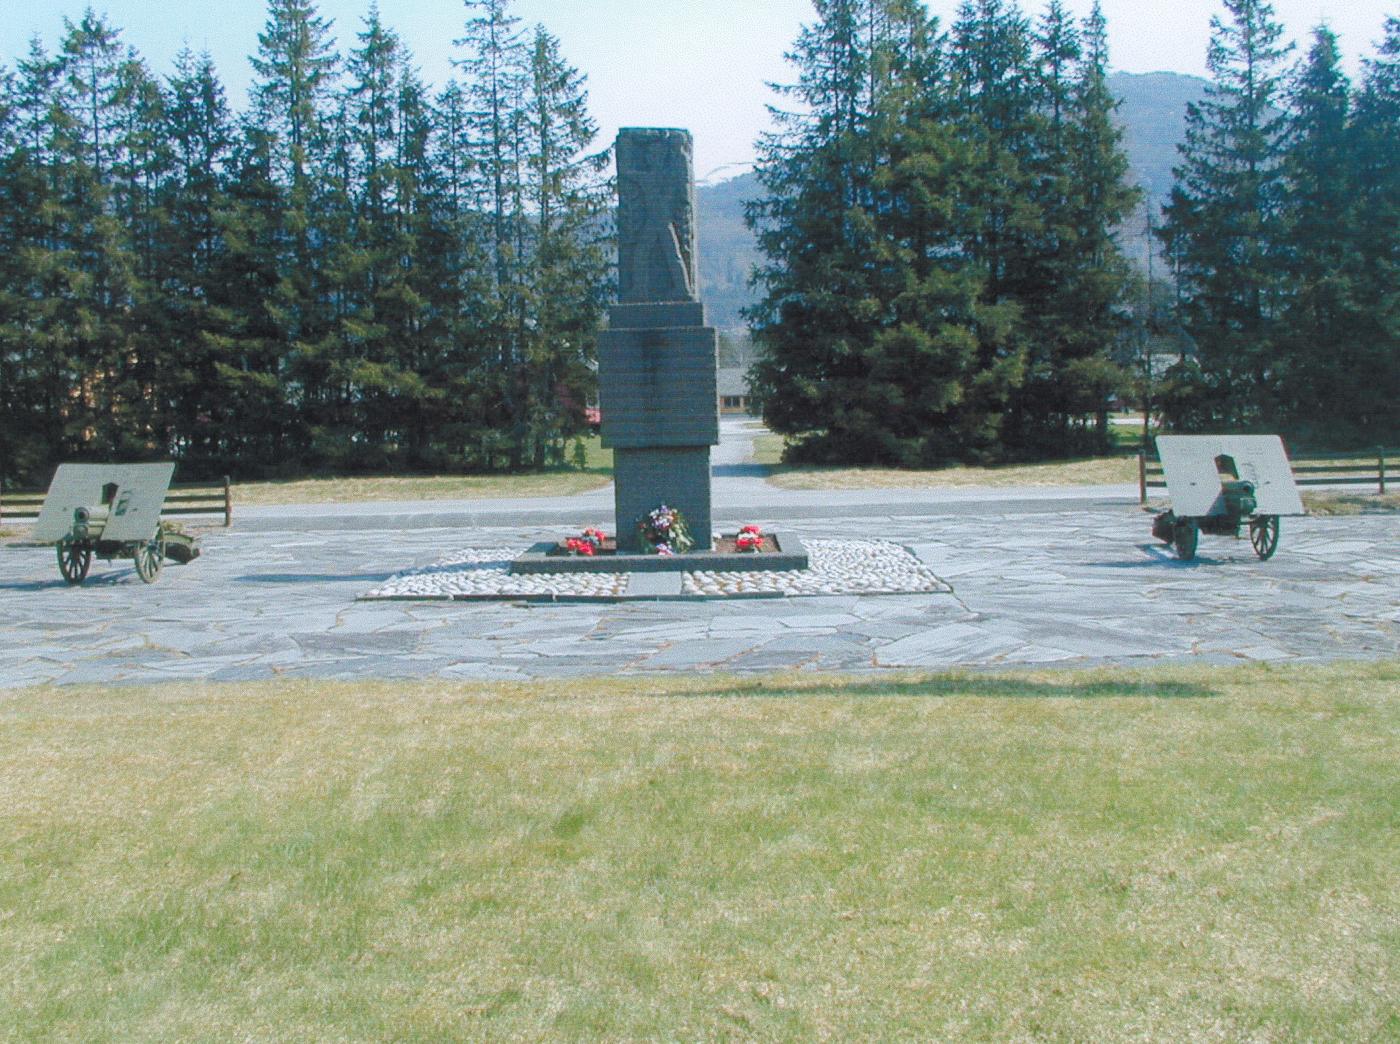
[637,504,693,555]
[735,524,764,552]
[563,527,607,556]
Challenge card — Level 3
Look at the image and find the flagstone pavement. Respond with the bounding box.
[2,503,1395,688]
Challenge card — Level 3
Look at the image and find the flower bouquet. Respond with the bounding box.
[735,524,764,552]
[637,504,693,555]
[563,527,607,556]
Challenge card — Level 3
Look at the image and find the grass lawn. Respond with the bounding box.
[231,436,613,505]
[752,432,1139,490]
[2,663,1397,1040]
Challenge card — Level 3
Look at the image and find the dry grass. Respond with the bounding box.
[780,455,1138,489]
[232,438,612,506]
[1303,491,1400,515]
[2,663,1397,1040]
[752,431,1138,490]
[233,470,611,506]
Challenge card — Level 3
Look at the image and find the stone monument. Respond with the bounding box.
[598,128,719,552]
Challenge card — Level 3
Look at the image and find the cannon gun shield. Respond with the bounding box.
[31,463,176,544]
[1152,436,1304,561]
[1156,435,1304,518]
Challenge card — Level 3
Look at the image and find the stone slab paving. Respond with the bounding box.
[0,509,1396,689]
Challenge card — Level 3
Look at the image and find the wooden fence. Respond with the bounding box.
[0,476,232,528]
[1139,449,1389,504]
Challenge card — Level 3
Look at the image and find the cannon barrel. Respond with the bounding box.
[72,504,109,540]
[1220,480,1256,520]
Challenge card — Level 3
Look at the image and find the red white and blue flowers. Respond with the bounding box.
[637,504,693,555]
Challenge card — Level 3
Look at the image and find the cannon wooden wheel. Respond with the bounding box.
[1249,515,1280,560]
[133,533,165,583]
[57,539,92,585]
[1173,518,1199,561]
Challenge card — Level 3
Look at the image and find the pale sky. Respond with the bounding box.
[2,0,1393,181]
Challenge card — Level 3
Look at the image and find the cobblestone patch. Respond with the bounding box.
[683,540,947,597]
[362,548,628,600]
[360,539,948,601]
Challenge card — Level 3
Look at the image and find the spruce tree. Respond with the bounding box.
[864,11,1020,464]
[946,0,1041,454]
[1275,26,1362,443]
[424,77,497,468]
[454,0,529,468]
[0,41,81,477]
[518,26,610,468]
[1159,0,1293,429]
[0,61,30,483]
[161,48,234,471]
[1349,16,1400,443]
[340,5,418,465]
[109,54,172,457]
[1047,2,1137,451]
[748,0,936,463]
[52,11,140,456]
[249,0,341,464]
[207,128,294,470]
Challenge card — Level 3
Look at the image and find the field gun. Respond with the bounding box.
[31,464,199,584]
[1151,435,1305,561]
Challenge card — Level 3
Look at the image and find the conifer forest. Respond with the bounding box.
[748,0,1399,464]
[0,0,1396,484]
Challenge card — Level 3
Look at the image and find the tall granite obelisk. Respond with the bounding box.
[599,128,719,552]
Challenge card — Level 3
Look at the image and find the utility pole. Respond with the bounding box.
[1142,214,1154,449]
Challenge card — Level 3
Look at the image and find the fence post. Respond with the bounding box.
[1380,450,1387,496]
[1138,450,1147,505]
[223,475,232,527]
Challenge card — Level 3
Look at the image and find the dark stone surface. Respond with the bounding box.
[608,301,706,329]
[616,128,697,304]
[613,447,713,553]
[597,327,719,448]
[510,534,810,574]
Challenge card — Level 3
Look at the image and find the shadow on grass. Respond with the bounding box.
[685,675,1217,701]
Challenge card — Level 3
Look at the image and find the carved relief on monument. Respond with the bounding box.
[616,128,697,303]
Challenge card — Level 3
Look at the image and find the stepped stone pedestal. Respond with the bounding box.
[599,128,720,552]
[508,127,810,578]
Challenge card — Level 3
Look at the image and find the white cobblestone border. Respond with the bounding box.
[361,540,949,601]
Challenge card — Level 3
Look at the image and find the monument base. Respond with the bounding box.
[613,446,713,553]
[509,534,809,575]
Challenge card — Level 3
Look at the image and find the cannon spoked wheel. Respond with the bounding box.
[1249,515,1280,560]
[134,533,165,583]
[1173,518,1199,561]
[57,539,92,585]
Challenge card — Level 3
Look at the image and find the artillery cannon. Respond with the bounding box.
[1151,435,1305,561]
[31,463,199,584]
